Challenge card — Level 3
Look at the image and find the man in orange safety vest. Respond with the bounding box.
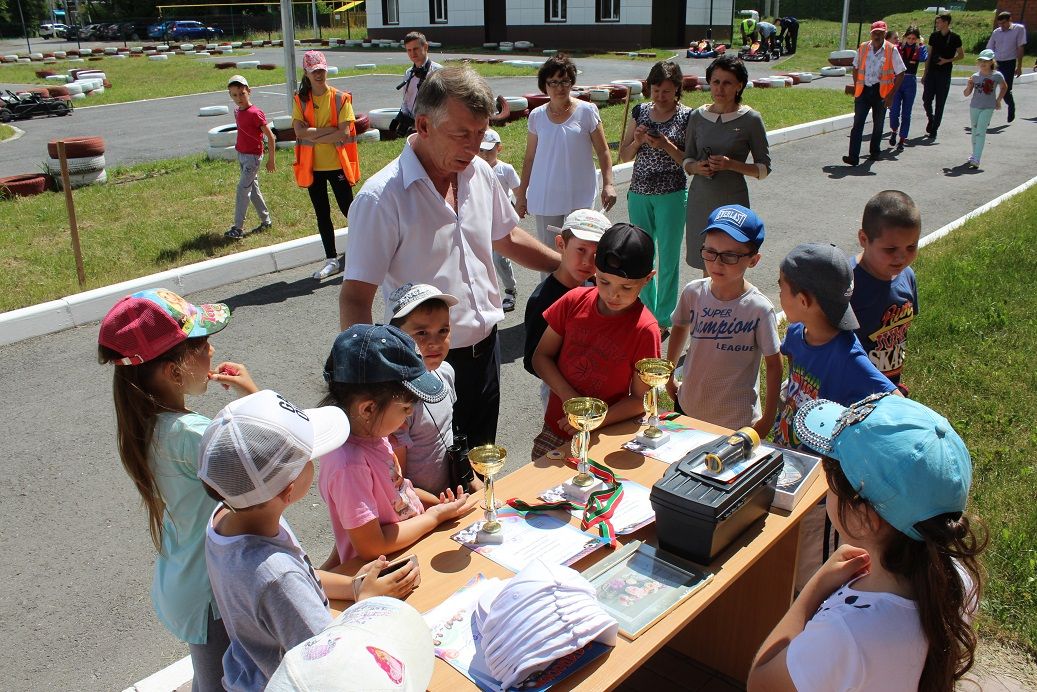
[843,20,906,166]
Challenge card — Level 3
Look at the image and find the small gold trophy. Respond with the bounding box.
[635,358,675,449]
[562,397,608,500]
[468,444,506,536]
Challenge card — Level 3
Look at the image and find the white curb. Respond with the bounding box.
[123,654,192,692]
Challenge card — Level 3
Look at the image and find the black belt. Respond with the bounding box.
[449,325,497,360]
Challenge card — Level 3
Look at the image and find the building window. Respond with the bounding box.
[597,0,620,22]
[545,0,567,23]
[429,0,448,24]
[383,0,399,25]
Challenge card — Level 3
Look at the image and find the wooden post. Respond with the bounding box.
[57,140,86,289]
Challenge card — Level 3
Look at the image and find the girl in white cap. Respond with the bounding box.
[962,49,1007,169]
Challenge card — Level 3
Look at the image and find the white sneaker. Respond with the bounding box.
[313,257,342,280]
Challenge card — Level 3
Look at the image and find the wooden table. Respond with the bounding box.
[332,416,826,690]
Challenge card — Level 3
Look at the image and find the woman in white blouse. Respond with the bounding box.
[515,54,618,254]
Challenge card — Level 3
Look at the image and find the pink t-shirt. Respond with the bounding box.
[318,435,424,563]
[234,104,267,155]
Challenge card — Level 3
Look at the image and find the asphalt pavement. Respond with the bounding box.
[0,43,1034,688]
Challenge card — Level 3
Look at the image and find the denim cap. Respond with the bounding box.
[794,393,972,541]
[324,324,446,403]
[701,204,765,248]
[780,243,859,331]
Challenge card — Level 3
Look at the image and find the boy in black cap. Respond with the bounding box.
[530,223,661,460]
[774,243,897,449]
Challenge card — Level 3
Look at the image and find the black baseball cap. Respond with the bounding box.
[595,223,654,279]
[780,243,859,330]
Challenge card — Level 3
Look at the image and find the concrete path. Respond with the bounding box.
[0,75,1033,689]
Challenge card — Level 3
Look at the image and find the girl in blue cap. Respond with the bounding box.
[748,392,986,692]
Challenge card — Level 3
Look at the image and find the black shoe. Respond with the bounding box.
[868,151,881,161]
[889,132,897,146]
[660,328,670,342]
[842,155,860,166]
[925,131,936,140]
[896,139,905,151]
[1007,109,1016,123]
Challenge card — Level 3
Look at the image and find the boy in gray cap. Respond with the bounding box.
[773,243,896,449]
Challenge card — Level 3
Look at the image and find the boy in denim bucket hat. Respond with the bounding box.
[324,324,446,404]
[666,204,782,437]
[749,392,984,691]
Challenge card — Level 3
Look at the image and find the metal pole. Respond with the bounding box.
[57,141,87,290]
[708,0,713,39]
[839,0,850,50]
[16,0,31,53]
[281,0,298,111]
[311,0,318,39]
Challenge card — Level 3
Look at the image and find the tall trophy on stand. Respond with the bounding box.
[635,358,676,448]
[561,397,608,502]
[468,444,506,540]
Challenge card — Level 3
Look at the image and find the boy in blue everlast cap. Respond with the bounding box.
[749,393,985,692]
[666,205,781,437]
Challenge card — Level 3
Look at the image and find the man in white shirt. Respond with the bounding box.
[390,31,442,136]
[340,68,559,448]
[843,20,906,166]
[987,11,1027,122]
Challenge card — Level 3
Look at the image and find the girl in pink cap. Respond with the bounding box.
[292,50,362,280]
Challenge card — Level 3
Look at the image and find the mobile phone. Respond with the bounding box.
[379,554,417,577]
[645,126,661,137]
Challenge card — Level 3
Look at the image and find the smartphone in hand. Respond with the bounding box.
[379,554,418,577]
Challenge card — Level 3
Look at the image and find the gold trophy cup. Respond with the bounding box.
[635,358,675,449]
[468,444,506,535]
[562,397,608,493]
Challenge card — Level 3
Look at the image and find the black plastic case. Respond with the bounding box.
[650,440,784,564]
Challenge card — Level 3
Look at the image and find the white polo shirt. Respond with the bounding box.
[345,138,519,348]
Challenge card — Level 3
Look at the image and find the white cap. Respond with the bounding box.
[388,282,459,320]
[267,597,435,692]
[198,390,349,510]
[546,208,611,242]
[479,128,502,151]
[227,74,249,88]
[472,560,618,689]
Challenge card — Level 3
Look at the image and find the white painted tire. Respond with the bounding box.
[199,105,229,116]
[180,43,194,51]
[65,83,83,95]
[274,140,296,150]
[206,43,218,50]
[156,44,169,51]
[272,115,294,130]
[355,63,375,69]
[231,41,243,48]
[131,47,143,53]
[54,51,67,58]
[368,107,400,131]
[743,81,753,88]
[46,75,71,83]
[499,41,514,48]
[47,155,106,174]
[207,123,238,147]
[588,88,610,102]
[357,128,380,142]
[829,49,856,61]
[71,92,86,100]
[820,66,847,77]
[344,40,362,47]
[326,66,339,75]
[43,57,56,64]
[17,58,31,63]
[611,79,643,96]
[80,48,93,55]
[57,169,108,190]
[514,40,534,49]
[29,52,44,60]
[149,54,169,61]
[428,41,442,48]
[111,53,128,59]
[196,51,209,56]
[90,86,106,95]
[796,72,815,83]
[144,50,158,56]
[67,58,84,63]
[237,60,259,69]
[206,145,238,161]
[77,70,106,80]
[104,47,118,55]
[483,42,497,49]
[498,46,514,52]
[504,96,528,110]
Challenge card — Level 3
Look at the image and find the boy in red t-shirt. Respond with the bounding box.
[225,74,275,240]
[530,223,661,460]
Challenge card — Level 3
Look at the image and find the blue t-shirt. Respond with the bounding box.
[774,323,896,447]
[851,261,918,385]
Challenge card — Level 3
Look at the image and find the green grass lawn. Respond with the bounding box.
[907,185,1037,656]
[764,11,1009,75]
[0,87,850,313]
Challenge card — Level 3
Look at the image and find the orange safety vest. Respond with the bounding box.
[293,86,361,188]
[854,41,897,98]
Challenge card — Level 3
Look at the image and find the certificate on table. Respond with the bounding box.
[623,427,718,464]
[451,507,608,573]
[538,479,656,535]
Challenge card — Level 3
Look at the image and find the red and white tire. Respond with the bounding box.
[207,124,238,148]
[206,145,238,161]
[47,136,105,159]
[0,174,49,198]
[46,155,106,175]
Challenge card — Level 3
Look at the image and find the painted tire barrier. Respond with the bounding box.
[148,54,169,61]
[504,96,528,111]
[828,49,856,67]
[357,129,380,143]
[523,92,550,109]
[54,51,67,58]
[199,105,230,116]
[180,43,194,51]
[65,83,84,95]
[272,115,294,130]
[237,60,260,69]
[820,66,847,77]
[355,63,376,69]
[483,42,497,49]
[207,124,238,148]
[46,74,71,83]
[368,107,400,131]
[274,127,297,142]
[214,62,236,69]
[0,174,49,198]
[111,53,128,59]
[55,168,107,190]
[354,113,371,135]
[104,47,118,55]
[47,136,105,159]
[71,92,87,100]
[611,79,643,96]
[206,145,238,161]
[90,86,106,95]
[514,40,534,49]
[275,140,296,150]
[46,155,106,175]
[751,79,772,88]
[47,85,70,97]
[326,66,339,75]
[589,88,610,102]
[257,63,275,70]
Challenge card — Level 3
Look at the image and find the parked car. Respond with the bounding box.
[99,23,123,41]
[77,23,105,40]
[147,20,174,39]
[164,20,223,41]
[38,23,69,39]
[111,21,151,41]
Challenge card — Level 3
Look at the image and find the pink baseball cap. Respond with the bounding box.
[871,20,888,31]
[303,50,329,73]
[99,289,230,365]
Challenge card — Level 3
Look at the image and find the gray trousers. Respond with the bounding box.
[234,152,271,229]
[187,606,230,692]
[534,214,565,280]
[493,252,516,292]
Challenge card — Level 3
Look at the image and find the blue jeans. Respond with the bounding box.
[849,85,886,160]
[889,75,918,139]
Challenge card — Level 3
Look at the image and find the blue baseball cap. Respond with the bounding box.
[324,324,446,403]
[794,393,972,541]
[701,204,765,248]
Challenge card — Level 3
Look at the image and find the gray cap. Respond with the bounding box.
[780,243,859,330]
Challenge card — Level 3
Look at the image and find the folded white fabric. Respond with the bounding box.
[473,559,618,690]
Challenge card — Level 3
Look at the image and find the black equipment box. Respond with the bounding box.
[650,440,784,564]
